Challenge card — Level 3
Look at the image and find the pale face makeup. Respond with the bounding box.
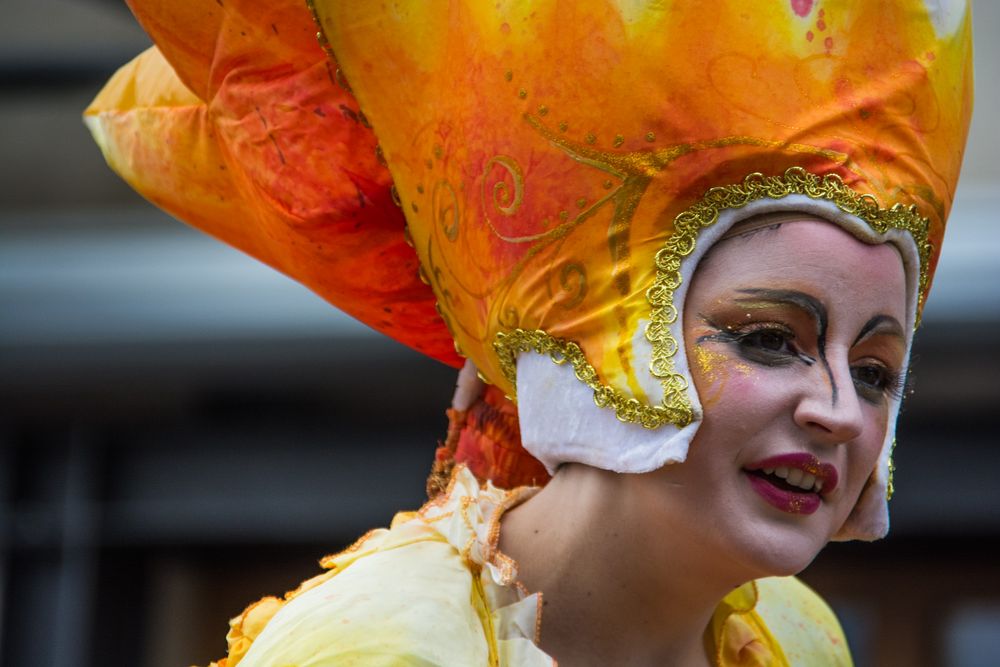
[634,218,908,578]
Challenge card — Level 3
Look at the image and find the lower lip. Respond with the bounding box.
[745,472,821,515]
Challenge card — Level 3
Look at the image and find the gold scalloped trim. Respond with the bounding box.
[493,328,690,428]
[495,167,931,430]
[886,437,897,501]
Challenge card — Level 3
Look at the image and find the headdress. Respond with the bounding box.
[86,0,973,540]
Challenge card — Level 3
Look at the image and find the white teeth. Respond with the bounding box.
[762,466,822,492]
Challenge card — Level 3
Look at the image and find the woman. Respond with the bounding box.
[85,1,973,664]
[498,214,908,664]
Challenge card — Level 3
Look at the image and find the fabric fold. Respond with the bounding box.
[85,0,462,366]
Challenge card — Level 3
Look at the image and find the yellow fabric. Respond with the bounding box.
[709,582,786,666]
[755,577,853,667]
[315,0,973,408]
[202,467,851,667]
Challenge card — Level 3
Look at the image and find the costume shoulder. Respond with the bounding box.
[754,576,853,666]
[218,518,492,667]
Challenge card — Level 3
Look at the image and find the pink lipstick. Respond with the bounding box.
[743,453,839,515]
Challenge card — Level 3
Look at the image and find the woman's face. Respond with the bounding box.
[648,218,907,578]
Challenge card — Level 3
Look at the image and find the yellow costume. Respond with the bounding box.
[210,467,850,667]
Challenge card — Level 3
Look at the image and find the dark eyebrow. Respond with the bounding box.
[733,288,828,329]
[852,314,905,346]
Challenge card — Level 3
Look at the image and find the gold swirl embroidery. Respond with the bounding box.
[498,305,520,330]
[480,155,555,244]
[494,167,930,430]
[433,179,461,242]
[482,155,525,217]
[557,262,587,310]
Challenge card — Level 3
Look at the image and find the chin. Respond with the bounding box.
[708,474,848,580]
[730,523,832,579]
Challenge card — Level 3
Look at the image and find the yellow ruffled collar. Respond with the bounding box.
[416,465,550,665]
[425,466,787,666]
[209,465,787,667]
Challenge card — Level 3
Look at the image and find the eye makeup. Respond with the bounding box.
[695,288,907,406]
[696,318,817,368]
[850,314,907,405]
[732,288,838,405]
[850,362,905,404]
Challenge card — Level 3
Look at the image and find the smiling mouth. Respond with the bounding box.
[743,454,839,515]
[745,471,821,514]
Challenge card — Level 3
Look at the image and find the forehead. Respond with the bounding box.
[690,219,908,321]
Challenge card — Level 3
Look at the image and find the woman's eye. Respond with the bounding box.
[852,365,886,388]
[744,330,789,352]
[731,327,798,365]
[699,320,802,367]
[851,363,904,403]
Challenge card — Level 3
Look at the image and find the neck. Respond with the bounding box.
[498,464,752,666]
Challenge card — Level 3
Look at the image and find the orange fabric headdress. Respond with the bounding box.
[310,1,972,426]
[85,0,461,368]
[87,0,973,538]
[86,0,972,420]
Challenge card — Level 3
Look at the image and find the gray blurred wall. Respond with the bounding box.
[1,2,998,667]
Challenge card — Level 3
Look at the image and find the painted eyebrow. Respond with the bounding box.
[852,314,905,346]
[732,288,828,329]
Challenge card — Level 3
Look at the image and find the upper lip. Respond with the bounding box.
[744,453,839,496]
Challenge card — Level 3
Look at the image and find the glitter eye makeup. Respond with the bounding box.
[696,320,815,368]
[696,287,907,406]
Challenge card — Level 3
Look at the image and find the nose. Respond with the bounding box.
[792,362,865,445]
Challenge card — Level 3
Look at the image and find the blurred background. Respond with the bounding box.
[0,2,997,666]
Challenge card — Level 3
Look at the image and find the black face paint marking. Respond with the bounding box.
[695,326,737,346]
[734,289,837,405]
[852,314,905,347]
[695,315,745,346]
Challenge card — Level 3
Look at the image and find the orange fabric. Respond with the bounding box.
[430,387,549,494]
[455,386,551,489]
[315,0,974,398]
[87,0,973,420]
[85,0,461,367]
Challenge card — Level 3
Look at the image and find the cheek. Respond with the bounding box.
[858,405,891,468]
[691,346,756,409]
[840,405,892,507]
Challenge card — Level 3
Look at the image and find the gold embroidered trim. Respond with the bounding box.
[886,437,897,501]
[494,167,930,430]
[494,329,689,428]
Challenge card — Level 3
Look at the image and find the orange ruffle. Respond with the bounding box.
[430,386,550,496]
